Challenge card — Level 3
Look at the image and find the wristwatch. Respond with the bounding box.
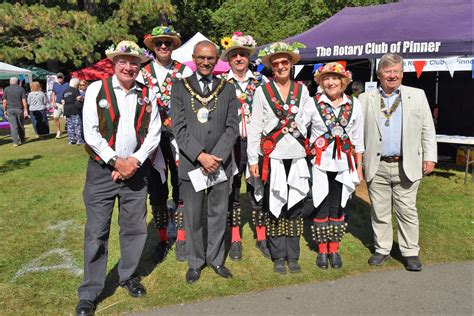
[108,155,118,167]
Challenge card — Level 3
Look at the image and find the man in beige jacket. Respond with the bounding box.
[359,53,437,271]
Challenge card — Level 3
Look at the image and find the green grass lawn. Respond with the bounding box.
[1,121,473,315]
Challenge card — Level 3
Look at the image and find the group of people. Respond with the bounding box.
[1,72,89,145]
[74,26,437,316]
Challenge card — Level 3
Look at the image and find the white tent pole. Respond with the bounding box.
[369,58,375,81]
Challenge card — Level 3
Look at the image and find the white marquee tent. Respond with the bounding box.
[0,62,33,84]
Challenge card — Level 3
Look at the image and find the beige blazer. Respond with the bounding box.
[359,85,437,182]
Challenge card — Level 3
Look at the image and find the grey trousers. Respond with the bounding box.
[78,159,148,301]
[367,161,421,257]
[7,108,25,145]
[181,179,229,269]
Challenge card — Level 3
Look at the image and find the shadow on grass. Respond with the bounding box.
[0,155,42,174]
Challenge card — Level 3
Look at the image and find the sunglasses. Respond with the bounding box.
[154,40,173,47]
[271,60,290,68]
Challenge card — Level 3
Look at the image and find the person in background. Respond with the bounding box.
[51,72,69,139]
[62,78,84,145]
[27,81,50,138]
[351,81,364,98]
[2,77,28,147]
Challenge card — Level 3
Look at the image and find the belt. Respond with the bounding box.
[381,156,402,163]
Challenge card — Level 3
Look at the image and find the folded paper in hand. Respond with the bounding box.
[188,166,228,192]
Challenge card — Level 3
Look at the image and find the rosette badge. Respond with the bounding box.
[220,32,258,61]
[257,42,306,68]
[105,40,151,64]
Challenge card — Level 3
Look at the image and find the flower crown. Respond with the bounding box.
[314,62,352,80]
[257,42,306,58]
[220,32,257,49]
[144,25,180,39]
[105,42,153,60]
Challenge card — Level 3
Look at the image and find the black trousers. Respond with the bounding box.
[148,134,180,207]
[229,137,262,211]
[314,171,344,220]
[263,158,304,260]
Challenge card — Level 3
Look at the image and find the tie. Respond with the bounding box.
[201,77,210,95]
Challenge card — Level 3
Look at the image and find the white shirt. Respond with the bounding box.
[83,75,161,164]
[297,93,365,172]
[196,72,214,92]
[136,60,193,87]
[226,69,269,137]
[247,83,310,165]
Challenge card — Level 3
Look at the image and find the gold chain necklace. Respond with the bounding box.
[183,77,226,113]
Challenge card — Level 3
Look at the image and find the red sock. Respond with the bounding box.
[329,241,339,253]
[256,226,266,241]
[318,242,328,254]
[231,226,241,242]
[177,229,186,241]
[158,228,168,242]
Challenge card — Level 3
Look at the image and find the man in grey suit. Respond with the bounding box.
[359,53,437,272]
[171,40,239,283]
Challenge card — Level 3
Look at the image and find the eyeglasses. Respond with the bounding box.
[116,60,140,70]
[195,55,217,63]
[154,40,173,47]
[381,69,403,75]
[271,60,290,68]
[229,51,249,59]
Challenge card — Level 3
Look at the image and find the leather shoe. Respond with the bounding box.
[368,252,390,266]
[255,240,271,259]
[273,258,287,275]
[75,300,95,316]
[404,256,422,272]
[186,268,201,284]
[329,252,342,269]
[229,241,243,261]
[287,258,301,273]
[210,265,233,278]
[120,277,146,297]
[316,253,329,269]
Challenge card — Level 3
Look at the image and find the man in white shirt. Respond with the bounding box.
[219,32,270,261]
[140,25,193,263]
[75,40,161,316]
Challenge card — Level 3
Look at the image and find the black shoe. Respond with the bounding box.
[316,253,329,269]
[229,241,242,261]
[120,277,146,297]
[75,300,95,316]
[210,265,233,278]
[255,240,271,259]
[287,258,301,273]
[273,258,287,275]
[368,252,391,266]
[152,241,170,263]
[186,268,201,284]
[404,256,422,272]
[175,240,186,262]
[329,252,342,269]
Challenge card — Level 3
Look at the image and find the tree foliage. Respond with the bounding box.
[209,0,395,45]
[0,1,174,68]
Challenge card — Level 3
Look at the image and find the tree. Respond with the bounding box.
[209,0,395,46]
[0,1,174,69]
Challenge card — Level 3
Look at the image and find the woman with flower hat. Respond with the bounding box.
[247,42,310,274]
[219,32,270,261]
[296,62,364,270]
[140,25,193,264]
